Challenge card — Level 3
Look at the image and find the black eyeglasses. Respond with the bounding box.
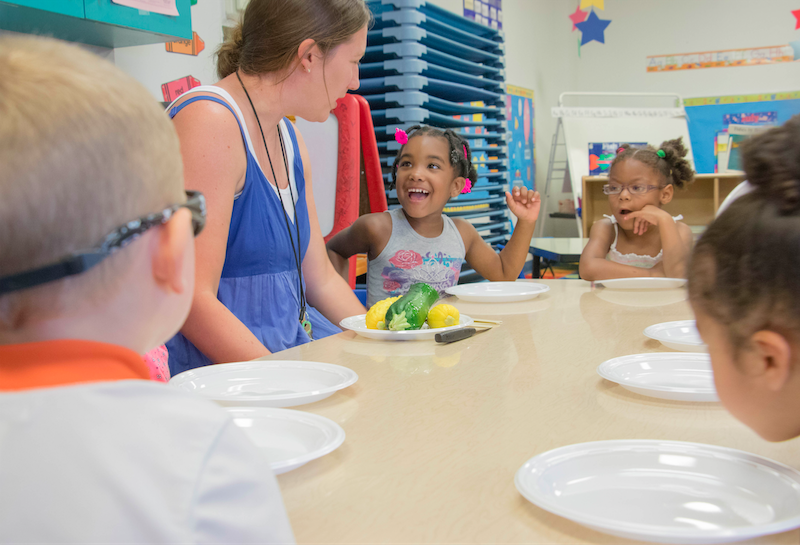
[0,190,206,296]
[602,183,663,196]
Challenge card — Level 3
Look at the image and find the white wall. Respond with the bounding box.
[109,0,800,234]
[431,0,800,235]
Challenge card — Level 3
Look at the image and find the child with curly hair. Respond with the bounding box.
[326,125,541,306]
[580,138,695,280]
[688,115,800,442]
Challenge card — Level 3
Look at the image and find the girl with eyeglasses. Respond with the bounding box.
[579,138,695,281]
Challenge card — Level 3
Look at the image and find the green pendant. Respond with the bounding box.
[301,314,313,340]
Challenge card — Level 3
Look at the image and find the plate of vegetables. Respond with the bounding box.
[340,282,472,341]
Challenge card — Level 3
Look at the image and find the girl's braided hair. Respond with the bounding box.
[611,137,695,189]
[688,115,800,353]
[390,125,478,189]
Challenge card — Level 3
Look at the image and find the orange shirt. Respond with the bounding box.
[0,340,149,391]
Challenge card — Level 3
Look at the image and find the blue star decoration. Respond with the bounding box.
[575,10,611,46]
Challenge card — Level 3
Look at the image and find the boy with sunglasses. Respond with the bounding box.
[0,36,293,543]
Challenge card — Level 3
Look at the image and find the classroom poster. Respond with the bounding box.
[445,104,492,211]
[588,142,646,176]
[721,124,772,173]
[463,0,502,29]
[647,44,796,72]
[684,92,800,173]
[506,85,534,191]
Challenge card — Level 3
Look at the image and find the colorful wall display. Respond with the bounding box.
[684,92,800,173]
[568,1,611,55]
[506,85,535,191]
[647,44,799,72]
[588,142,646,176]
[165,31,205,55]
[463,0,502,30]
[161,75,201,102]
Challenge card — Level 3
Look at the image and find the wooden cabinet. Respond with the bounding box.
[0,0,191,48]
[581,173,745,238]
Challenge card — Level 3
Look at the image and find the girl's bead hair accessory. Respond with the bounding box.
[656,149,666,158]
[616,147,626,154]
[394,127,408,145]
[460,143,471,193]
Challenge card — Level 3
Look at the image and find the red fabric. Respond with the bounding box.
[325,95,362,288]
[0,340,149,391]
[354,94,388,214]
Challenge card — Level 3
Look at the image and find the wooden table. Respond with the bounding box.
[263,280,800,544]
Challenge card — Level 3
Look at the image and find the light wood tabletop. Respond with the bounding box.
[262,279,800,544]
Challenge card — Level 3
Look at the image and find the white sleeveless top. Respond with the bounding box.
[167,85,299,221]
[603,214,683,269]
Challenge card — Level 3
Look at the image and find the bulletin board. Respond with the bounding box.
[684,92,800,174]
[506,85,535,191]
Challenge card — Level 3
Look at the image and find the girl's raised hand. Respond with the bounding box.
[505,187,541,224]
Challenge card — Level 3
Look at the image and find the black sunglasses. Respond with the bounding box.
[0,190,206,296]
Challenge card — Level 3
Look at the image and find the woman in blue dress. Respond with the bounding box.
[165,0,369,375]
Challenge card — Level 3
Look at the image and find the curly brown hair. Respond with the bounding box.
[688,115,800,351]
[610,137,695,189]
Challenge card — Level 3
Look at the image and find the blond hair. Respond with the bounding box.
[0,35,184,327]
[216,0,371,80]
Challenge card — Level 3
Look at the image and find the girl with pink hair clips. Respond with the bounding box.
[327,125,540,306]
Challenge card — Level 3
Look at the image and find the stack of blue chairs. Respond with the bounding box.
[357,0,511,282]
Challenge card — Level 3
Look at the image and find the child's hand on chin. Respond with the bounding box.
[623,204,671,236]
[505,187,541,224]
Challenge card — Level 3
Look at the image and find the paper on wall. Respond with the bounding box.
[111,0,179,16]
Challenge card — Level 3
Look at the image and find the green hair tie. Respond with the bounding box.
[656,149,666,158]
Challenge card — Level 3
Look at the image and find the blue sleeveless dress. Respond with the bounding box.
[165,91,342,376]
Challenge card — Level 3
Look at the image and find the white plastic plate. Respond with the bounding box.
[444,282,550,302]
[169,360,358,407]
[596,277,687,290]
[226,407,345,474]
[339,314,473,341]
[516,440,800,544]
[597,352,717,402]
[644,320,708,352]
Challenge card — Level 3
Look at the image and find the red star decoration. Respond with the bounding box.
[569,5,588,31]
[793,9,800,30]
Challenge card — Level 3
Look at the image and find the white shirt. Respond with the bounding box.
[716,180,754,217]
[0,381,295,544]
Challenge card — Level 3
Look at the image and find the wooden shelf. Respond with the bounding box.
[581,173,745,238]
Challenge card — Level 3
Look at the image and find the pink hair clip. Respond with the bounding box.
[461,179,472,194]
[395,128,408,145]
[616,147,626,154]
[463,144,468,158]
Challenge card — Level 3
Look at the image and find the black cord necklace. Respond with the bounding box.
[236,71,312,339]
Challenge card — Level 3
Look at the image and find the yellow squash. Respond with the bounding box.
[427,304,460,328]
[365,296,402,329]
